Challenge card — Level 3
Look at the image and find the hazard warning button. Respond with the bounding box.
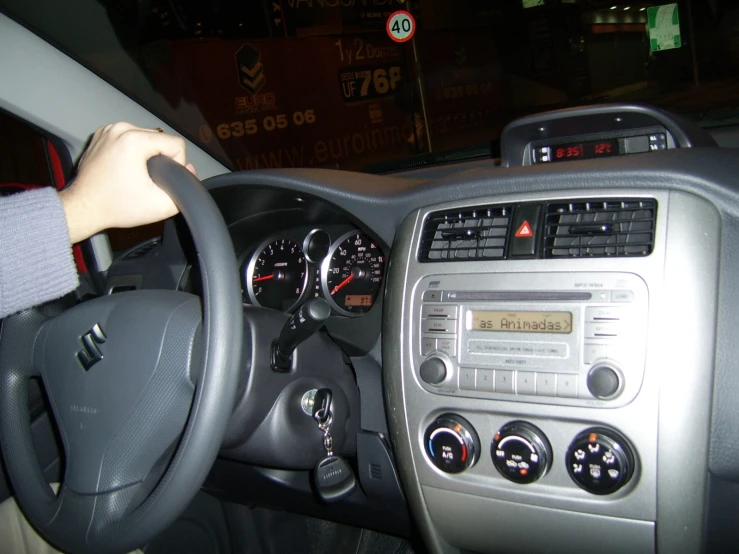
[515,221,533,238]
[510,204,541,258]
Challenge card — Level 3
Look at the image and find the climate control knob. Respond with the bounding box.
[419,356,448,385]
[424,414,480,473]
[491,421,552,484]
[566,427,635,495]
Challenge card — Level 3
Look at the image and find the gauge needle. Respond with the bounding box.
[331,275,354,295]
[253,275,274,283]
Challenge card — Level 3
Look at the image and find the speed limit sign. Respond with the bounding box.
[386,10,416,43]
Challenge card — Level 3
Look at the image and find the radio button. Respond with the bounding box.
[438,338,457,357]
[423,319,457,334]
[586,307,626,322]
[422,290,445,302]
[458,368,477,391]
[536,373,557,396]
[477,369,495,392]
[422,305,458,319]
[585,322,620,339]
[593,290,611,302]
[495,370,515,394]
[420,357,449,385]
[587,366,621,399]
[557,374,579,398]
[421,337,437,356]
[611,290,634,303]
[516,372,536,395]
[584,343,608,364]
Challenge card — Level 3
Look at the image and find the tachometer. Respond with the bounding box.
[246,238,308,311]
[321,231,385,316]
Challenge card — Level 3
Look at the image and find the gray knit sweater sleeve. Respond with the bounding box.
[0,188,79,318]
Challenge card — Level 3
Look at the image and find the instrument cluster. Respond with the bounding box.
[241,226,386,316]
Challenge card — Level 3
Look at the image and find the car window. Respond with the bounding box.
[0,110,157,252]
[0,110,52,189]
[1,0,737,173]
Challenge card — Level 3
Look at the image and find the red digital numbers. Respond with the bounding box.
[556,146,583,159]
[552,141,614,162]
[594,142,613,155]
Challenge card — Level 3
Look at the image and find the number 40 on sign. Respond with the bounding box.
[386,10,416,43]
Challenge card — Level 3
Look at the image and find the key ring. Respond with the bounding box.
[317,412,333,431]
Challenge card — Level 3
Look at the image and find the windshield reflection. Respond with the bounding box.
[2,0,737,170]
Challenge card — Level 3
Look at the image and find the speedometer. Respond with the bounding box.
[321,231,385,316]
[246,238,308,311]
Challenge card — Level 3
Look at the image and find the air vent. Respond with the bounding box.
[419,205,512,262]
[369,463,382,480]
[120,237,161,260]
[544,199,657,258]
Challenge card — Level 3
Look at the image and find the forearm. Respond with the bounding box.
[59,185,99,245]
[0,188,79,318]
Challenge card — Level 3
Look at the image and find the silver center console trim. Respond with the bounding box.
[383,188,719,554]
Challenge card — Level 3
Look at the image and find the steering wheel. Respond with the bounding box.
[0,156,243,554]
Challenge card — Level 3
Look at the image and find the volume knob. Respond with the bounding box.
[587,365,621,399]
[419,356,448,385]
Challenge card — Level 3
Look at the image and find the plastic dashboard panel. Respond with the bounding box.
[205,147,739,554]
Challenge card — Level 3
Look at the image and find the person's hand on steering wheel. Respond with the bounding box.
[59,122,196,244]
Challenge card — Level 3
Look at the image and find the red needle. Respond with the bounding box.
[253,275,274,283]
[331,275,354,295]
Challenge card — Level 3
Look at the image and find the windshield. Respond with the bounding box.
[2,0,737,171]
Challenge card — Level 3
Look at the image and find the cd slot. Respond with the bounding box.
[447,291,592,302]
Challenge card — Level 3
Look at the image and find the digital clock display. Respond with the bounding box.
[541,138,620,163]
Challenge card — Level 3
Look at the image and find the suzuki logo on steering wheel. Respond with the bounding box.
[77,323,107,371]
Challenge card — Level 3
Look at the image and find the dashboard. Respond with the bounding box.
[107,104,739,553]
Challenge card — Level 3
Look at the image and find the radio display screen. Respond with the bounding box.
[471,311,572,334]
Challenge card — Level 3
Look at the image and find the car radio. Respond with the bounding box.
[413,271,648,408]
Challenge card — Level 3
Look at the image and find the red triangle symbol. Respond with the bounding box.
[515,221,533,238]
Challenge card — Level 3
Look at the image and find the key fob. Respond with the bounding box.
[314,455,356,503]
